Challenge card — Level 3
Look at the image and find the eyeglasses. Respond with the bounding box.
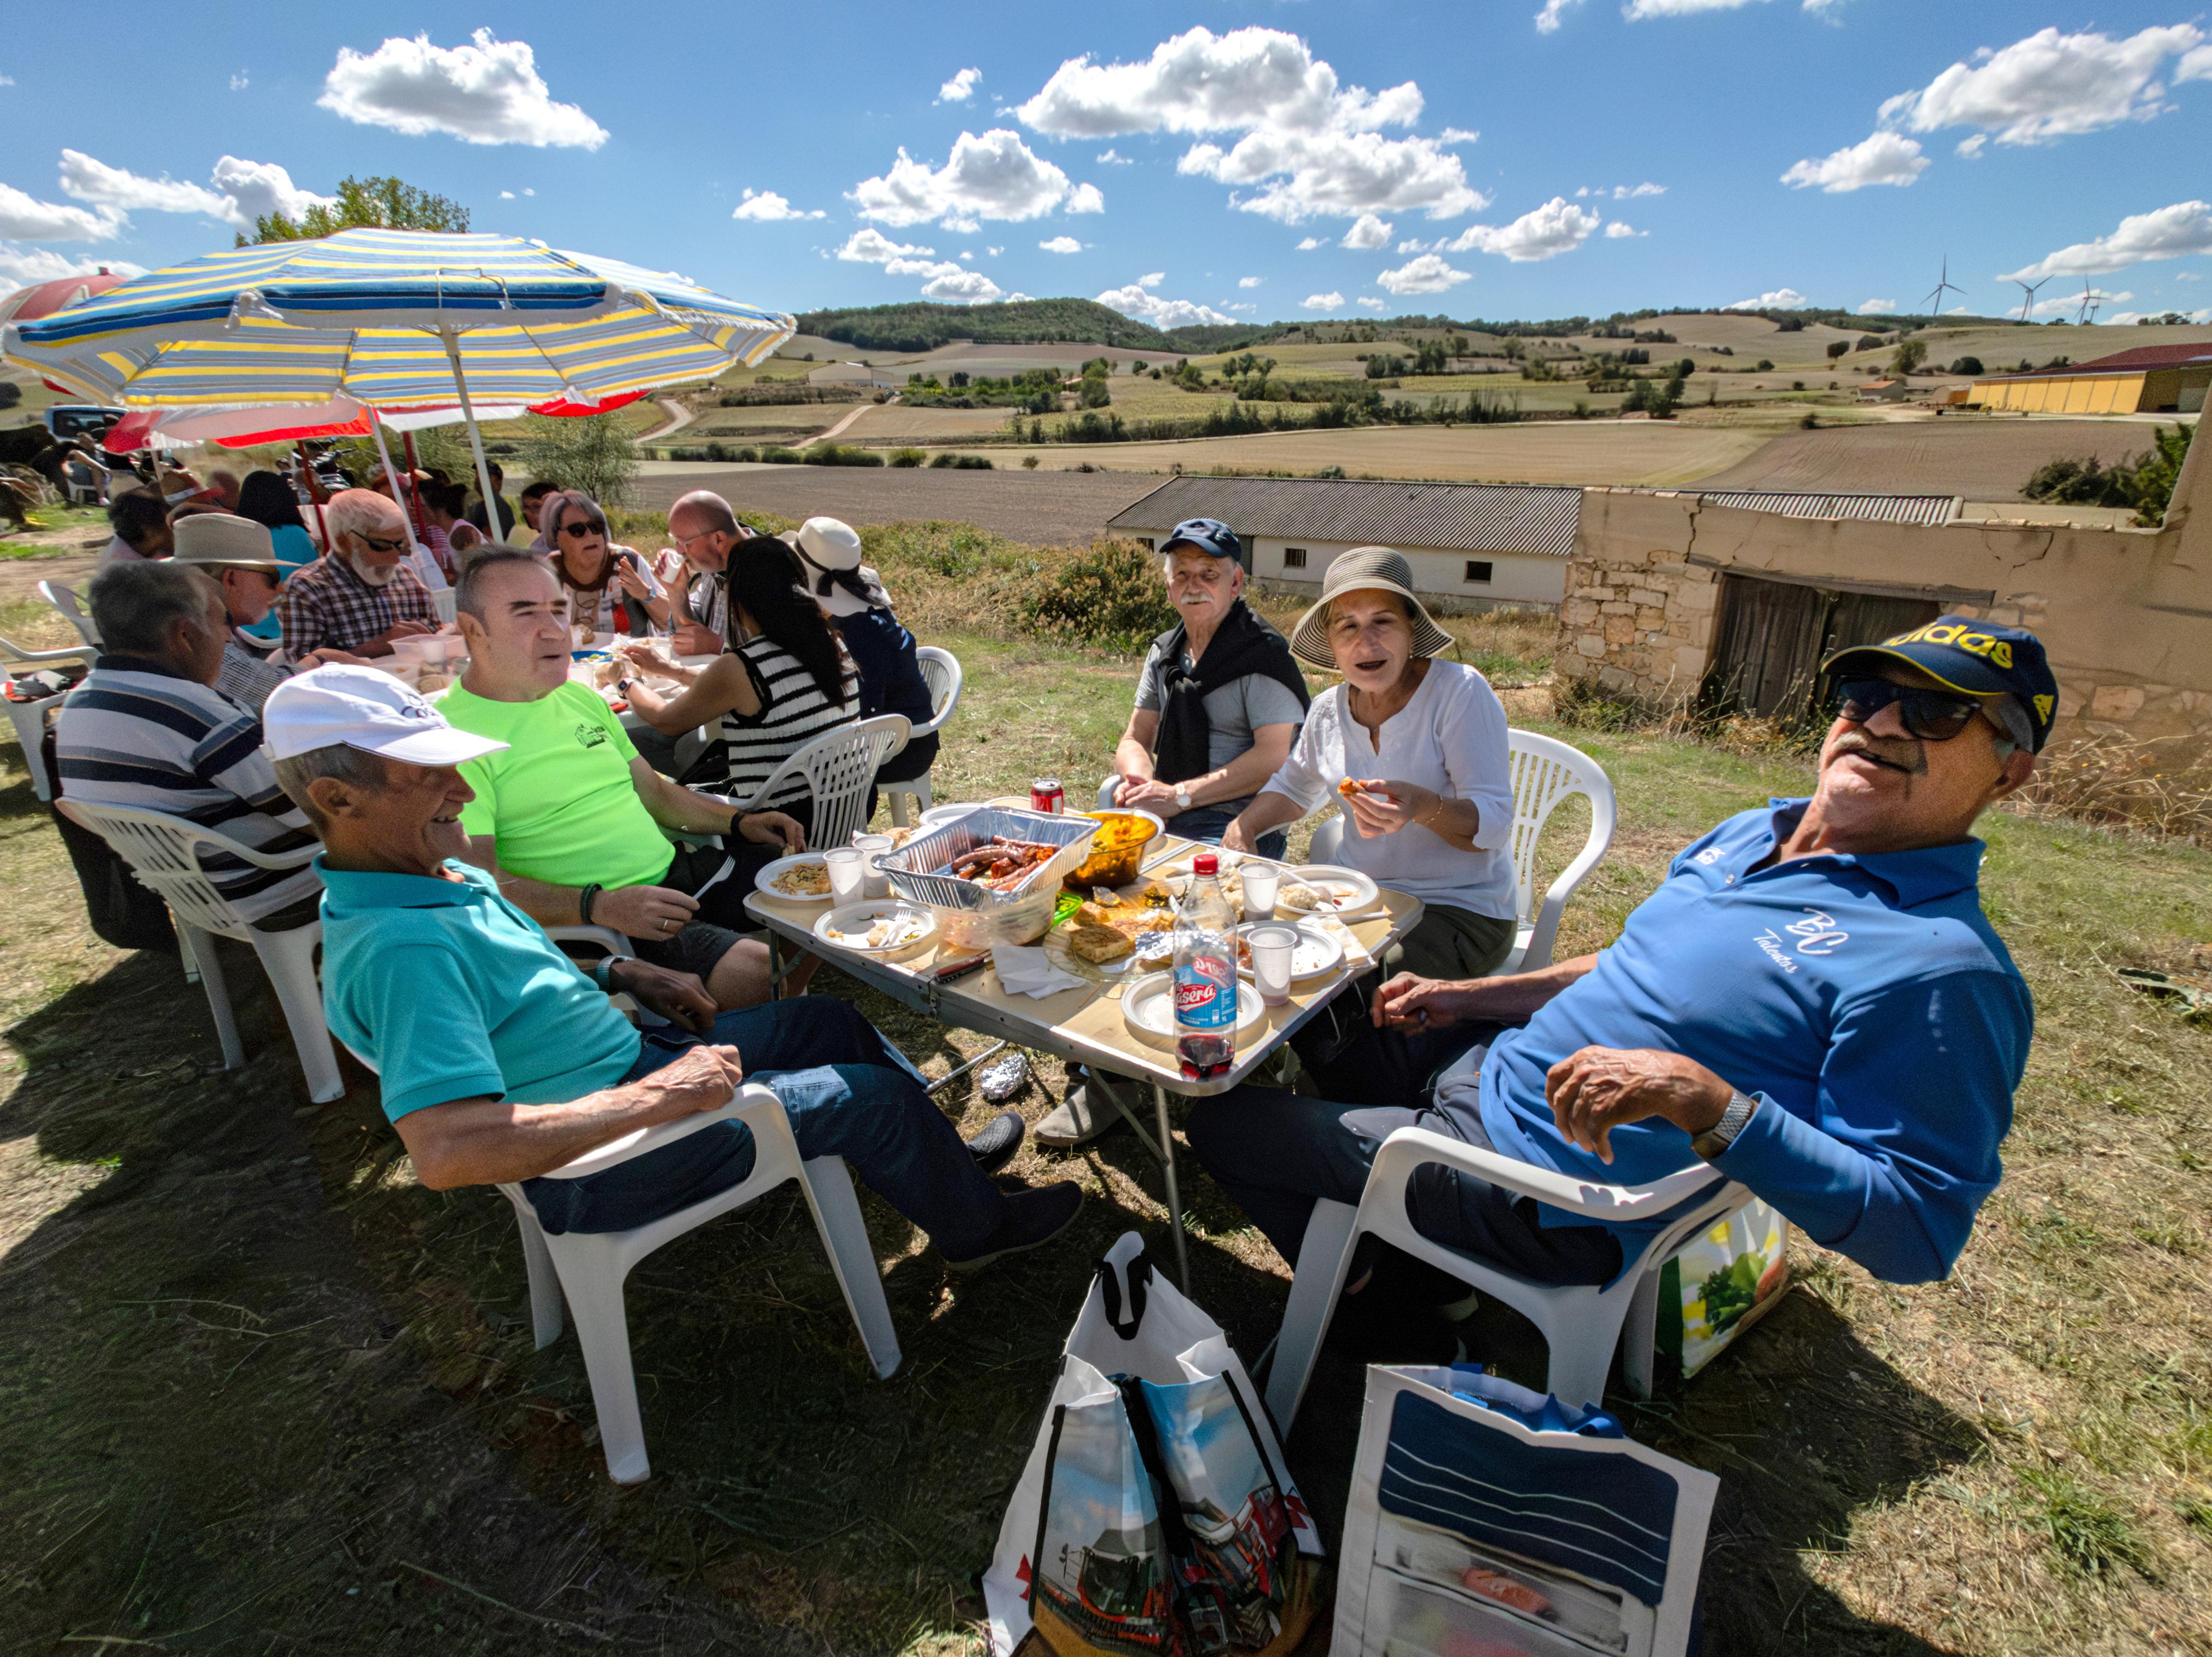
[558,519,599,539]
[1833,677,1989,742]
[357,532,407,554]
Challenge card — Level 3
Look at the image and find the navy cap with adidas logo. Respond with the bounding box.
[1822,615,2059,752]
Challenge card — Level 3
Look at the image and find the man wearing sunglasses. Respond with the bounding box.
[1189,615,2057,1328]
[276,488,440,660]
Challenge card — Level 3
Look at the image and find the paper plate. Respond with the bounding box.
[1279,864,1381,917]
[1235,919,1344,982]
[755,851,834,905]
[812,901,936,958]
[1043,914,1177,982]
[1119,971,1266,1049]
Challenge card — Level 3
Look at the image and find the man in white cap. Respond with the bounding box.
[166,512,364,711]
[53,560,323,927]
[792,515,939,795]
[262,664,1077,1262]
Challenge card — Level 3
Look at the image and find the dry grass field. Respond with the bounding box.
[1692,416,2180,500]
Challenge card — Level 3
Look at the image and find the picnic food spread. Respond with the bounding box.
[770,861,832,897]
[937,836,1059,891]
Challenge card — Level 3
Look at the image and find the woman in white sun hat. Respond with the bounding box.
[1225,544,1518,982]
[789,515,939,794]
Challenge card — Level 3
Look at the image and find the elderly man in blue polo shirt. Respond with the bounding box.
[262,665,1079,1266]
[1189,615,2054,1303]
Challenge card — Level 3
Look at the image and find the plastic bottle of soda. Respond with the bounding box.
[1172,853,1239,1081]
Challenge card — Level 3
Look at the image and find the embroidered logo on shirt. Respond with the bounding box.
[574,723,607,750]
[1695,848,1723,865]
[1786,908,1849,955]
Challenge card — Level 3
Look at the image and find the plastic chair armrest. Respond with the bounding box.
[535,1082,785,1180]
[1366,1126,1728,1220]
[0,634,91,665]
[545,924,636,958]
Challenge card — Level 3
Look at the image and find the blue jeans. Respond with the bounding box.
[1170,805,1288,863]
[1184,1071,1623,1289]
[521,998,1002,1254]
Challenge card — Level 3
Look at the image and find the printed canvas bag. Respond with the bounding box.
[1656,1199,1791,1381]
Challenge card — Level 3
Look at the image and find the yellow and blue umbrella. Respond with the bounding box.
[2,227,794,509]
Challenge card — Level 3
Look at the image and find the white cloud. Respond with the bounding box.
[1445,197,1600,260]
[850,130,1093,228]
[0,74,14,87]
[1006,291,1034,303]
[732,188,823,221]
[56,150,331,233]
[1018,26,1481,224]
[1356,296,1386,311]
[1604,221,1644,237]
[1534,0,1582,32]
[1225,302,1257,313]
[1301,291,1346,311]
[1955,135,1988,158]
[1038,234,1084,253]
[937,67,982,103]
[1725,287,1810,310]
[1341,212,1392,249]
[0,245,141,292]
[2176,271,2204,282]
[1377,253,1471,294]
[1804,0,1850,16]
[319,28,608,148]
[500,189,515,199]
[1095,148,1133,165]
[229,71,248,92]
[2030,287,2130,317]
[1296,236,1323,250]
[2181,45,2212,84]
[1781,131,1928,192]
[1857,298,1897,314]
[1095,280,1233,327]
[1617,182,1665,198]
[0,180,120,241]
[837,228,934,264]
[524,187,535,196]
[922,268,1002,303]
[1238,275,1264,287]
[1881,26,2205,148]
[1438,128,1480,144]
[1625,0,1770,16]
[1998,200,2212,280]
[987,245,1003,256]
[208,155,335,227]
[1395,237,1433,252]
[2110,306,2212,325]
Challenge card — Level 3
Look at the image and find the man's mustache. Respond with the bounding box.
[1831,728,1927,776]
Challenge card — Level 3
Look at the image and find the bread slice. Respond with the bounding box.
[1065,923,1135,964]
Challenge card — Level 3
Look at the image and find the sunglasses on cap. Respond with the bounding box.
[1832,677,1996,742]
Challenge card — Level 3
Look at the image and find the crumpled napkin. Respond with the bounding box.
[992,943,1089,999]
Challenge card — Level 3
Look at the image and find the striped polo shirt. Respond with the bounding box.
[713,636,859,809]
[54,656,322,922]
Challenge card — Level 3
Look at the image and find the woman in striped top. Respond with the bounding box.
[620,536,858,829]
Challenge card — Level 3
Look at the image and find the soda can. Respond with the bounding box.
[1030,777,1065,814]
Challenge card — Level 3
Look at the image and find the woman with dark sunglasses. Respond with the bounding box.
[544,489,670,639]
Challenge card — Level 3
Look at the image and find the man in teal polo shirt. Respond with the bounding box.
[263,664,1075,1260]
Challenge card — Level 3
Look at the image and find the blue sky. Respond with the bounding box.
[2,2,2208,329]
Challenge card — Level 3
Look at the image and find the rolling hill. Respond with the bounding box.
[793,298,1267,356]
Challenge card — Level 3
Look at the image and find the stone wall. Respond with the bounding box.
[1559,426,2212,751]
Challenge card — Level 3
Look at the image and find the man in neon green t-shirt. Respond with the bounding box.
[436,552,803,1009]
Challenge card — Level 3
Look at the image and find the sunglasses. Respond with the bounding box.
[357,532,408,554]
[558,519,600,538]
[1833,677,1989,742]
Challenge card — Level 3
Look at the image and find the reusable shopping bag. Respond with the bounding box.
[1335,1365,1716,1657]
[983,1232,1323,1657]
[1655,1198,1791,1381]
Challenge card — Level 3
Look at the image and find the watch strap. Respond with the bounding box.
[1691,1090,1758,1162]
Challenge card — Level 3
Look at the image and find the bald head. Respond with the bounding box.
[668,489,741,575]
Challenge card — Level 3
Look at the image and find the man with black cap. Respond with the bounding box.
[1110,517,1308,858]
[1188,615,2057,1319]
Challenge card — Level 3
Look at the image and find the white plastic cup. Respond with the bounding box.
[1247,924,1298,1006]
[854,833,894,899]
[1241,862,1280,920]
[825,848,867,906]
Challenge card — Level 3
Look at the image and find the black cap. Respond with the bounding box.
[1161,517,1241,561]
[1822,615,2059,752]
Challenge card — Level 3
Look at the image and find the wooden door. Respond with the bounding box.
[1702,575,1940,727]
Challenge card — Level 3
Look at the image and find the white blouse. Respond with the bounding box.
[1260,659,1518,920]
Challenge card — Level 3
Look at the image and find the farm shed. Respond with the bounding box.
[1967,342,2211,415]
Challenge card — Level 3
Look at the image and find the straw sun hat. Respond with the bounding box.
[1286,546,1454,671]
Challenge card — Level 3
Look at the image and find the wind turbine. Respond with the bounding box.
[1923,255,1964,316]
[2075,279,2101,326]
[2016,277,2051,323]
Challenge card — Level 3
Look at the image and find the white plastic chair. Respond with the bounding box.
[718,713,909,850]
[1308,727,1617,975]
[339,1040,901,1485]
[883,646,965,827]
[2,635,90,802]
[38,581,102,653]
[1264,1128,1753,1430]
[55,798,342,1103]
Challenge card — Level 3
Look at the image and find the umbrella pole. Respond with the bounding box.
[439,325,504,550]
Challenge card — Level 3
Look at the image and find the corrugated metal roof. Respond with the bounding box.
[2070,343,2212,373]
[1105,475,1583,558]
[1701,490,1960,526]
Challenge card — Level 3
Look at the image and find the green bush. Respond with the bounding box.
[758,445,804,464]
[801,444,883,467]
[888,448,926,467]
[1023,540,1177,650]
[928,452,993,470]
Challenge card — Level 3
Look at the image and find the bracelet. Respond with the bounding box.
[587,955,616,991]
[578,882,603,926]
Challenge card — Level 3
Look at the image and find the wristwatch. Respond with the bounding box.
[1691,1090,1758,1162]
[1174,784,1193,811]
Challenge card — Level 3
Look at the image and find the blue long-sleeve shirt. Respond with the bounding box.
[1437,801,2031,1284]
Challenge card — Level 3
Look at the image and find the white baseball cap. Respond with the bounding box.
[262,664,509,765]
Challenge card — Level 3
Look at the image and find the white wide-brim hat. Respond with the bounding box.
[263,664,509,767]
[792,515,890,617]
[1286,546,1455,671]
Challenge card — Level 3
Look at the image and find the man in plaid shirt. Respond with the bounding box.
[278,489,441,659]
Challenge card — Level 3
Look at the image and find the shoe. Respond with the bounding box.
[943,1182,1084,1272]
[966,1108,1026,1177]
[1035,1069,1129,1149]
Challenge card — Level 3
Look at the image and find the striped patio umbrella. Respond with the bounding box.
[1,227,793,513]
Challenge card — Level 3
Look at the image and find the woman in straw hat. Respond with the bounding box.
[1224,545,1518,1006]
